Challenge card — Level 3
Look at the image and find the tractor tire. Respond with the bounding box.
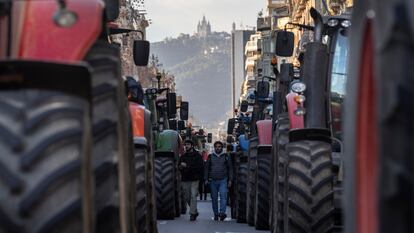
[254,153,272,230]
[85,40,135,233]
[285,140,334,233]
[154,157,176,220]
[0,90,93,233]
[246,138,258,226]
[174,170,182,217]
[134,146,148,233]
[236,162,248,223]
[146,150,158,233]
[270,113,289,233]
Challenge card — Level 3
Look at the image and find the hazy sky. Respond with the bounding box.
[146,0,266,42]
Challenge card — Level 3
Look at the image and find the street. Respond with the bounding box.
[157,201,269,233]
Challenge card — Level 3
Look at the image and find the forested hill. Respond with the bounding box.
[150,32,232,127]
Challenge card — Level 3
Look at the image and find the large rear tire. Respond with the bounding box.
[270,113,289,233]
[236,161,248,223]
[154,157,176,220]
[0,90,93,233]
[246,137,258,226]
[285,140,334,233]
[134,146,148,233]
[85,40,134,233]
[254,152,271,230]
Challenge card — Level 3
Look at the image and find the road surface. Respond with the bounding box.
[157,200,269,233]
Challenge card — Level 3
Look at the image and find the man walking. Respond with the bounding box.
[179,139,204,221]
[205,141,233,221]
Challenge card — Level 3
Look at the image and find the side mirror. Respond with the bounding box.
[167,92,177,118]
[133,40,150,66]
[169,119,177,130]
[105,0,120,21]
[257,81,270,99]
[178,120,186,130]
[207,133,212,143]
[240,100,248,112]
[227,118,235,134]
[280,63,294,83]
[275,31,294,57]
[180,101,189,120]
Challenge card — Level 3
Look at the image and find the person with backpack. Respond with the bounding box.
[179,139,204,221]
[204,141,233,221]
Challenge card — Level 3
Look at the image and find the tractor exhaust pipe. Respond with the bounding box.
[310,7,323,42]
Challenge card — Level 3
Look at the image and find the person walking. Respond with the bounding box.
[205,141,233,221]
[179,139,204,221]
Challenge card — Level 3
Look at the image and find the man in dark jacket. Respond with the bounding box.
[179,139,204,221]
[205,141,233,221]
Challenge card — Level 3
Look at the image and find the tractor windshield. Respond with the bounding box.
[330,28,349,139]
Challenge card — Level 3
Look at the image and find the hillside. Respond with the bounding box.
[150,32,232,127]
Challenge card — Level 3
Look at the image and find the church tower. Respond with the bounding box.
[197,15,211,37]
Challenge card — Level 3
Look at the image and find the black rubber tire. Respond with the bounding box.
[154,157,176,220]
[285,140,334,233]
[270,113,289,233]
[146,149,158,233]
[236,162,248,223]
[0,90,93,233]
[85,40,134,233]
[254,153,272,230]
[174,170,182,217]
[246,138,258,226]
[134,147,148,233]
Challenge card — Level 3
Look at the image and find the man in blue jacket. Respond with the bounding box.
[205,141,233,221]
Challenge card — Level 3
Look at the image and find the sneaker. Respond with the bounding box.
[219,213,227,221]
[213,214,219,221]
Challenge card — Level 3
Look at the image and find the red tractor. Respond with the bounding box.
[0,1,149,233]
[344,1,413,233]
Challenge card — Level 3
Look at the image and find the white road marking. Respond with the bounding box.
[159,221,167,225]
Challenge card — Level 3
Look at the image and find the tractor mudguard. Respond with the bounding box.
[286,92,304,129]
[156,129,182,156]
[134,137,148,149]
[238,134,250,152]
[129,102,145,137]
[288,128,331,144]
[256,120,272,146]
[16,0,103,62]
[0,60,91,101]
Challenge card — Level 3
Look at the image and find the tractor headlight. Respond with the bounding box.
[341,20,351,28]
[327,19,339,27]
[54,9,78,28]
[291,82,306,93]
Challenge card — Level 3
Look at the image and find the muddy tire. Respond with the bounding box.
[246,137,258,226]
[134,146,148,233]
[236,161,248,223]
[285,140,334,233]
[146,150,158,233]
[85,40,134,233]
[154,157,176,220]
[270,113,289,233]
[0,90,93,233]
[254,153,271,230]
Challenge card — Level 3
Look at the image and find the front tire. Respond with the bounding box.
[285,140,334,233]
[154,157,176,220]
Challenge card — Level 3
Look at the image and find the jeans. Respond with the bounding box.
[182,181,199,215]
[210,177,227,215]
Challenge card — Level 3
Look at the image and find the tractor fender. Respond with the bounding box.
[238,134,250,152]
[156,130,182,157]
[256,120,272,147]
[133,137,148,149]
[0,60,91,101]
[286,92,304,129]
[288,128,331,144]
[17,0,103,62]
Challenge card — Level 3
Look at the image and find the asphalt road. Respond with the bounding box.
[157,200,269,233]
